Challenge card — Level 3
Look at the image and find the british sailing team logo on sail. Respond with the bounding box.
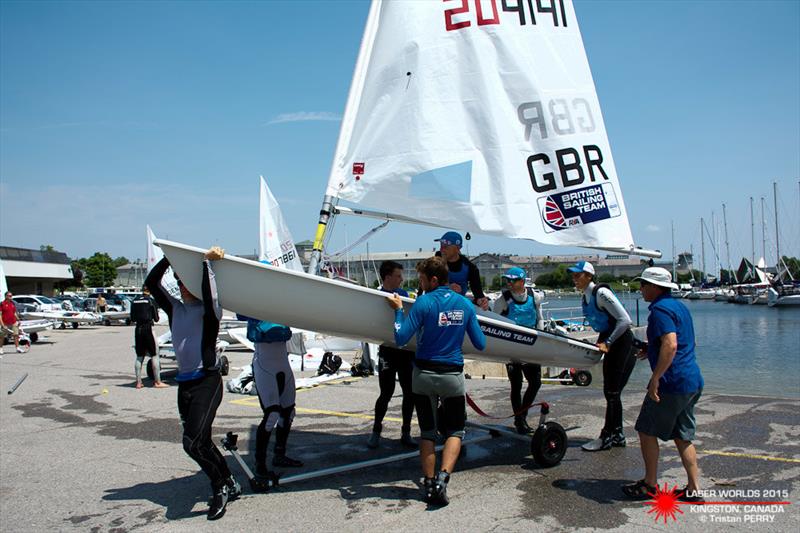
[538,183,622,233]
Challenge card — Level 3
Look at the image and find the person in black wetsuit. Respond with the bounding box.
[367,260,416,449]
[492,267,544,434]
[568,261,636,452]
[145,247,240,520]
[434,231,489,311]
[130,285,169,389]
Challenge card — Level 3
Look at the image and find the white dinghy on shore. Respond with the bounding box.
[157,239,600,368]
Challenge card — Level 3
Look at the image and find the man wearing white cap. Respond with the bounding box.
[622,267,703,501]
[493,267,544,434]
[567,260,636,451]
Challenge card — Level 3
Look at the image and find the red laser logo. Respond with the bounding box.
[643,483,684,523]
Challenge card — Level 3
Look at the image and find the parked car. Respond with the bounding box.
[12,295,63,313]
[83,294,129,313]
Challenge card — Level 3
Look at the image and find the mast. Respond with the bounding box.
[761,196,766,263]
[750,196,755,278]
[722,203,733,283]
[671,220,677,282]
[773,181,780,267]
[700,218,706,282]
[307,195,338,275]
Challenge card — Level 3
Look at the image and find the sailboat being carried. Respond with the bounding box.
[158,0,658,368]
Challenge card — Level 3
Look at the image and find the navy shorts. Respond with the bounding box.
[635,388,702,441]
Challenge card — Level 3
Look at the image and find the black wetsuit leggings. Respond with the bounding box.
[177,372,232,489]
[373,349,414,433]
[506,363,542,417]
[600,329,636,435]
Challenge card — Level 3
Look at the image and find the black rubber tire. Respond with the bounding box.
[125,318,131,326]
[30,332,39,343]
[71,322,79,329]
[558,370,572,385]
[220,355,230,376]
[59,322,66,330]
[103,319,111,326]
[573,370,592,387]
[146,359,155,380]
[531,421,567,467]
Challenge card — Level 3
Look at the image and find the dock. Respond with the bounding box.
[1,325,797,532]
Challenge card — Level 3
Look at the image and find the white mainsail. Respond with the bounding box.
[325,0,635,250]
[259,176,303,271]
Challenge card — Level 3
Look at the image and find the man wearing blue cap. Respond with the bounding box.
[568,260,636,452]
[434,231,489,311]
[492,267,544,434]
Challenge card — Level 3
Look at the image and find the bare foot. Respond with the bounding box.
[135,382,144,389]
[154,382,170,388]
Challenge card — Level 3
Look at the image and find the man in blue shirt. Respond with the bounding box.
[386,256,486,506]
[368,260,417,449]
[622,267,704,501]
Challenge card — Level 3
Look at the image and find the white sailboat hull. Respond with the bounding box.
[157,240,601,368]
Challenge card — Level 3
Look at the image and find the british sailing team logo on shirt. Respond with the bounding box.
[438,310,464,327]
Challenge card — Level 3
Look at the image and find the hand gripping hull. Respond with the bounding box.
[156,240,601,368]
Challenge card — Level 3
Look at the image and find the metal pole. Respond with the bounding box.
[700,218,706,283]
[7,373,28,395]
[307,195,338,276]
[774,181,780,267]
[761,197,766,263]
[277,432,497,486]
[750,196,755,279]
[671,220,676,283]
[723,204,733,283]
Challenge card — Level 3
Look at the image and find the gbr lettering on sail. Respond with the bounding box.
[443,0,616,228]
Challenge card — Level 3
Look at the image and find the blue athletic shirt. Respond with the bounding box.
[646,293,704,394]
[393,286,486,367]
[381,286,409,297]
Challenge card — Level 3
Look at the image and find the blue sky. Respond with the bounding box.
[1,0,798,271]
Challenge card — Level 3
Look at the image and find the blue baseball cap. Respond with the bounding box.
[502,267,526,280]
[435,231,463,248]
[567,261,595,275]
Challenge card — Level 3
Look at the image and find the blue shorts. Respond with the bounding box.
[635,388,702,441]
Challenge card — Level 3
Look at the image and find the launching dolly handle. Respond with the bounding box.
[220,432,279,492]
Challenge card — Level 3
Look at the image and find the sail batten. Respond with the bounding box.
[325,0,636,250]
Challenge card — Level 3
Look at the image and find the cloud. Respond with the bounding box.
[645,224,661,232]
[266,112,341,125]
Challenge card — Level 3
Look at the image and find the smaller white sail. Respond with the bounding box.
[146,225,180,296]
[259,176,303,272]
[146,225,163,272]
[0,258,7,296]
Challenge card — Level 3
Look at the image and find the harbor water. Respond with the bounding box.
[543,294,800,399]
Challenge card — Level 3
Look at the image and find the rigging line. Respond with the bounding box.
[323,220,390,260]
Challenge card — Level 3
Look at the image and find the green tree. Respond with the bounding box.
[535,264,573,289]
[490,274,504,290]
[78,253,116,287]
[40,244,56,252]
[112,256,130,268]
[782,256,800,279]
[598,273,616,284]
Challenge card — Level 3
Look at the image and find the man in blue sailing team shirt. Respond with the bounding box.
[368,260,417,449]
[145,247,240,520]
[435,231,489,311]
[623,267,704,501]
[386,256,486,506]
[492,267,544,434]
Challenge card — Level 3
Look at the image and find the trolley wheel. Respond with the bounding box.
[146,359,155,380]
[220,355,230,376]
[558,370,572,385]
[30,332,39,343]
[125,318,131,326]
[59,322,66,330]
[531,421,567,467]
[103,319,111,326]
[71,322,79,329]
[573,370,592,387]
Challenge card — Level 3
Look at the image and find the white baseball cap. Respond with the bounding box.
[567,261,595,276]
[635,267,678,290]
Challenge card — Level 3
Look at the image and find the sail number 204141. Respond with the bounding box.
[444,0,569,31]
